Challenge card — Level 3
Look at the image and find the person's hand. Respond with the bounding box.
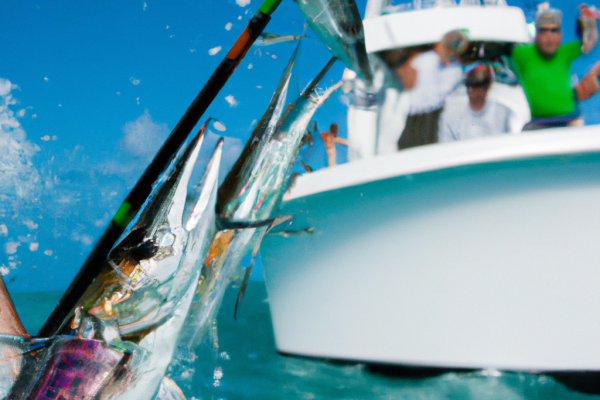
[575,61,600,101]
[442,30,469,54]
[591,60,600,76]
[434,30,469,65]
[394,53,418,90]
[580,17,598,54]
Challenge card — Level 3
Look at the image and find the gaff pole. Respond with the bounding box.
[38,0,283,337]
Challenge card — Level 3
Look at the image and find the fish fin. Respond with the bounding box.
[0,276,29,340]
[0,335,54,368]
[186,139,223,231]
[167,119,210,228]
[299,160,313,172]
[156,376,187,400]
[267,215,295,233]
[233,227,268,319]
[234,266,253,320]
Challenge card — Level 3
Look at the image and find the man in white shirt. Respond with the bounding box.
[395,31,468,149]
[438,64,513,142]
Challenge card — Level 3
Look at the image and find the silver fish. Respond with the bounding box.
[220,56,338,223]
[216,44,299,218]
[167,50,315,391]
[76,127,206,337]
[167,223,271,398]
[295,0,373,84]
[166,59,339,394]
[5,124,223,400]
[97,139,223,400]
[254,32,304,46]
[171,75,297,377]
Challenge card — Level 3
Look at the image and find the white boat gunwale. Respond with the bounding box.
[285,126,600,202]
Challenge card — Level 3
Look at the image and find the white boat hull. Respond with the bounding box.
[261,127,600,371]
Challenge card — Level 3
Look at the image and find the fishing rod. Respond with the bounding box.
[38,0,283,337]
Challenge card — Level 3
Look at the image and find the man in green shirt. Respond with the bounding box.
[511,8,598,126]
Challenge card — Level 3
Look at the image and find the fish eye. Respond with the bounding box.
[155,226,176,248]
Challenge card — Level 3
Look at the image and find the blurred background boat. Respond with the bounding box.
[260,0,600,371]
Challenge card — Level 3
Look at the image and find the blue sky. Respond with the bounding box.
[1,0,600,292]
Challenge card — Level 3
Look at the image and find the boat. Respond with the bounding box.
[260,0,600,371]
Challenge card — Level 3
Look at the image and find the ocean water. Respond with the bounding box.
[11,283,600,400]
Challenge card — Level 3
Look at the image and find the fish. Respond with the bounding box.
[74,123,208,339]
[254,32,304,46]
[233,214,295,319]
[294,0,373,84]
[219,57,339,315]
[216,43,299,218]
[167,54,338,392]
[579,5,599,54]
[299,160,314,172]
[219,56,338,223]
[5,122,223,400]
[3,44,339,400]
[166,227,256,393]
[96,139,223,400]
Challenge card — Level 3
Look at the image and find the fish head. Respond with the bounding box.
[106,223,178,289]
[109,227,159,262]
[105,131,205,289]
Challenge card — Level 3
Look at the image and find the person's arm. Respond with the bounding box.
[334,137,348,146]
[575,61,600,101]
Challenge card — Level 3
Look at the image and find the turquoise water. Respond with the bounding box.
[11,283,600,400]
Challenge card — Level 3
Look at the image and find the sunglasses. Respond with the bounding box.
[537,27,561,33]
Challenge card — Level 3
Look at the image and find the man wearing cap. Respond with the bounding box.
[438,64,513,142]
[510,7,599,126]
